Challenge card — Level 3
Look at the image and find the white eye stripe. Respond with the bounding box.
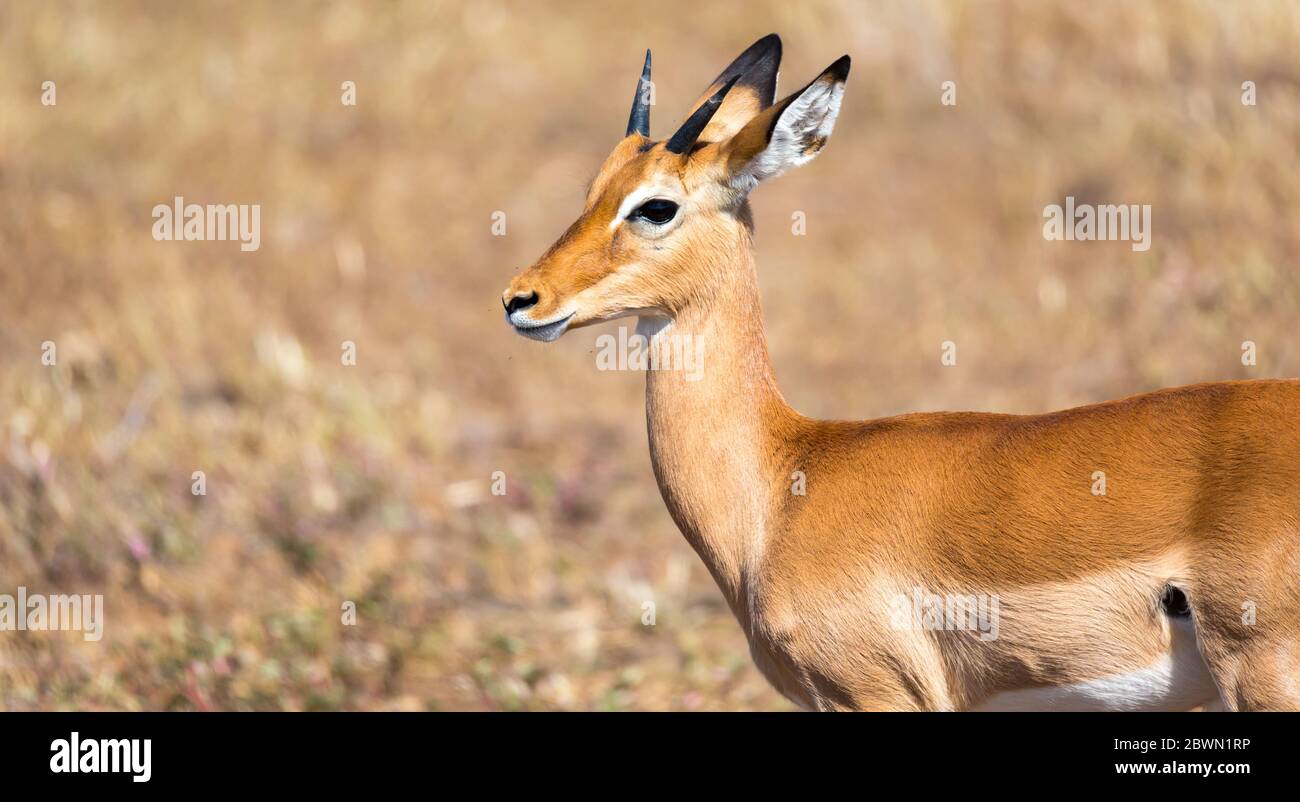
[610,185,676,230]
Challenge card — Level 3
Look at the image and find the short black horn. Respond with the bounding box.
[626,49,652,137]
[665,75,739,154]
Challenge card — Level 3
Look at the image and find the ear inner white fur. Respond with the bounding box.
[732,77,844,193]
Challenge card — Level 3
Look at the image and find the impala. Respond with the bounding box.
[501,35,1300,711]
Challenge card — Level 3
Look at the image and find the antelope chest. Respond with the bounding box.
[740,581,945,711]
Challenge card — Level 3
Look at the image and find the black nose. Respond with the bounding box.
[504,291,539,315]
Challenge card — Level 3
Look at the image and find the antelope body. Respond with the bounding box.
[502,35,1300,710]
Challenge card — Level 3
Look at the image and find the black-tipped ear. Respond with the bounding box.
[626,49,652,138]
[723,55,850,189]
[677,34,782,147]
[823,53,851,83]
[704,33,782,110]
[665,75,739,154]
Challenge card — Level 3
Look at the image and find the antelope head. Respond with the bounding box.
[502,34,850,341]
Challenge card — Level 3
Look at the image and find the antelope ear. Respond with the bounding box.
[723,56,850,193]
[682,34,782,145]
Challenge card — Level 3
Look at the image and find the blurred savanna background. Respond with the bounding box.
[1,0,1298,711]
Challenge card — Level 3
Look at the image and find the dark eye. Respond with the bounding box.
[631,199,678,225]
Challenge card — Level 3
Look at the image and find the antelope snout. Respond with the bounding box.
[501,281,576,342]
[502,290,539,315]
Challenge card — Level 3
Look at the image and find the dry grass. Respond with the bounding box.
[1,1,1297,710]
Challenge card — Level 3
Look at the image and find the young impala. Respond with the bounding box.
[501,35,1300,711]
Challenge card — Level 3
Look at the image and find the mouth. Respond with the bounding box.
[507,310,575,342]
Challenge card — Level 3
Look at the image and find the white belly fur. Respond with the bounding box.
[973,619,1222,712]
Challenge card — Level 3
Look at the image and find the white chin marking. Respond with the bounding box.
[512,317,571,342]
[508,310,574,342]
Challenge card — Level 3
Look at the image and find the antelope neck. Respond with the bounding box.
[641,229,798,621]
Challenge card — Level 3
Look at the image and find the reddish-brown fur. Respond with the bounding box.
[503,38,1300,710]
